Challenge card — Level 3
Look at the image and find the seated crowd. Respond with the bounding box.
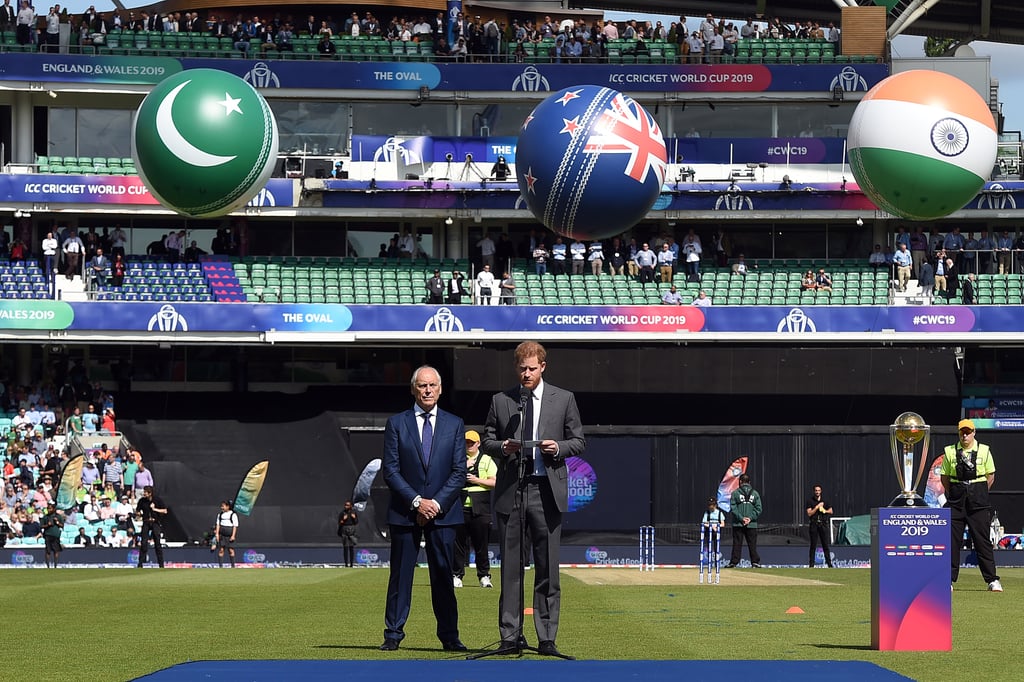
[0,370,155,552]
[2,6,842,63]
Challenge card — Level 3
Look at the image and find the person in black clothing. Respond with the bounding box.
[426,269,445,304]
[805,484,833,568]
[136,485,167,568]
[337,500,358,567]
[446,271,467,304]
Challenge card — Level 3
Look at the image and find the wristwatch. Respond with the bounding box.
[412,495,422,510]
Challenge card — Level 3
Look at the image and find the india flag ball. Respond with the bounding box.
[848,70,997,221]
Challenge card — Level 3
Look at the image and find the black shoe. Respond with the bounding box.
[752,563,762,568]
[724,563,738,569]
[517,635,529,649]
[379,639,399,651]
[539,640,571,658]
[442,640,468,652]
[495,641,520,655]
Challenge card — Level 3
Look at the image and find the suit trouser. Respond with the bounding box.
[808,523,832,566]
[384,523,458,643]
[498,479,561,643]
[730,525,760,565]
[453,512,492,578]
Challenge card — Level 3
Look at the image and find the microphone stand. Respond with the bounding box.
[468,389,548,660]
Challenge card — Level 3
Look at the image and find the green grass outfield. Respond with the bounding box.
[2,566,1018,681]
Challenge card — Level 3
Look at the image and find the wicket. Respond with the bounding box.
[639,525,655,571]
[699,523,721,584]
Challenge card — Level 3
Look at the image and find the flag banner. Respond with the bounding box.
[55,453,84,510]
[716,456,748,512]
[233,460,269,516]
[923,455,946,508]
[352,459,382,512]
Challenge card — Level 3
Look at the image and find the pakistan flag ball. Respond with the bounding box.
[132,69,279,217]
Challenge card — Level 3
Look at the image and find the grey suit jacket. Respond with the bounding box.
[482,381,585,515]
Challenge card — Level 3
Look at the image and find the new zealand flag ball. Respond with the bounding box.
[516,85,667,241]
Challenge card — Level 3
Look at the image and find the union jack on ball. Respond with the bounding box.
[516,85,668,241]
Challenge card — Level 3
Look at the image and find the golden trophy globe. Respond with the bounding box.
[888,412,931,507]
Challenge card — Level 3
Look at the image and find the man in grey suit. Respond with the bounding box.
[380,365,468,652]
[482,341,585,657]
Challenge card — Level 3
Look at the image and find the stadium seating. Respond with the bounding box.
[0,259,50,300]
[98,260,213,302]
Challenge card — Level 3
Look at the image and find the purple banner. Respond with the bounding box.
[0,53,889,94]
[0,301,1014,335]
[0,175,293,207]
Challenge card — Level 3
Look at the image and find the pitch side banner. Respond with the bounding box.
[1,54,888,93]
[0,175,294,207]
[348,136,848,166]
[0,301,1021,335]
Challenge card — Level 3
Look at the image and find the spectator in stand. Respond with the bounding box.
[893,242,913,292]
[108,527,128,548]
[996,229,1014,274]
[500,271,516,305]
[868,244,886,269]
[426,269,445,304]
[475,264,496,305]
[532,242,549,276]
[687,31,703,63]
[693,290,712,307]
[681,234,702,279]
[81,404,99,433]
[661,285,683,305]
[570,238,587,275]
[89,248,109,291]
[103,455,123,498]
[801,270,817,291]
[918,258,935,303]
[41,232,58,281]
[93,526,109,547]
[98,497,117,521]
[909,226,929,277]
[635,243,657,284]
[62,229,84,280]
[549,237,567,276]
[962,272,977,305]
[446,270,467,304]
[476,232,496,271]
[977,230,995,275]
[815,269,833,293]
[133,462,154,496]
[657,243,675,283]
[607,238,627,276]
[316,32,335,58]
[123,451,140,493]
[588,240,605,276]
[75,526,93,547]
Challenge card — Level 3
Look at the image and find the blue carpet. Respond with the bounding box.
[136,659,912,681]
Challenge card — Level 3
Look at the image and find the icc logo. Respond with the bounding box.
[715,188,754,211]
[243,62,281,88]
[247,187,277,207]
[829,66,867,93]
[424,307,464,333]
[777,308,817,333]
[147,304,189,332]
[512,66,550,92]
[978,183,1017,210]
[373,137,423,164]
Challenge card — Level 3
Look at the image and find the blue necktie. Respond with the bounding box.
[420,412,432,466]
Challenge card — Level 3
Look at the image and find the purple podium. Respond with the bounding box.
[871,507,952,651]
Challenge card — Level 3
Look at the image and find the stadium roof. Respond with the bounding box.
[570,1,1024,46]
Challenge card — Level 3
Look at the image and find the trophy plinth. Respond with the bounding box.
[888,412,931,507]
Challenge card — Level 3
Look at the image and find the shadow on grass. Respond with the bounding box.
[809,643,876,651]
[314,644,469,654]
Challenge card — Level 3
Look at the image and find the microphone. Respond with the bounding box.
[519,386,530,412]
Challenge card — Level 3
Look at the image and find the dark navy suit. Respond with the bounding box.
[382,406,466,644]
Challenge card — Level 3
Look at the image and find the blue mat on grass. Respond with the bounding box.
[136,659,913,681]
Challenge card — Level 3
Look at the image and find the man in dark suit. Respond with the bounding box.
[380,365,467,652]
[482,341,585,657]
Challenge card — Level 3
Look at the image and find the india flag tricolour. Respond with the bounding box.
[847,70,997,221]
